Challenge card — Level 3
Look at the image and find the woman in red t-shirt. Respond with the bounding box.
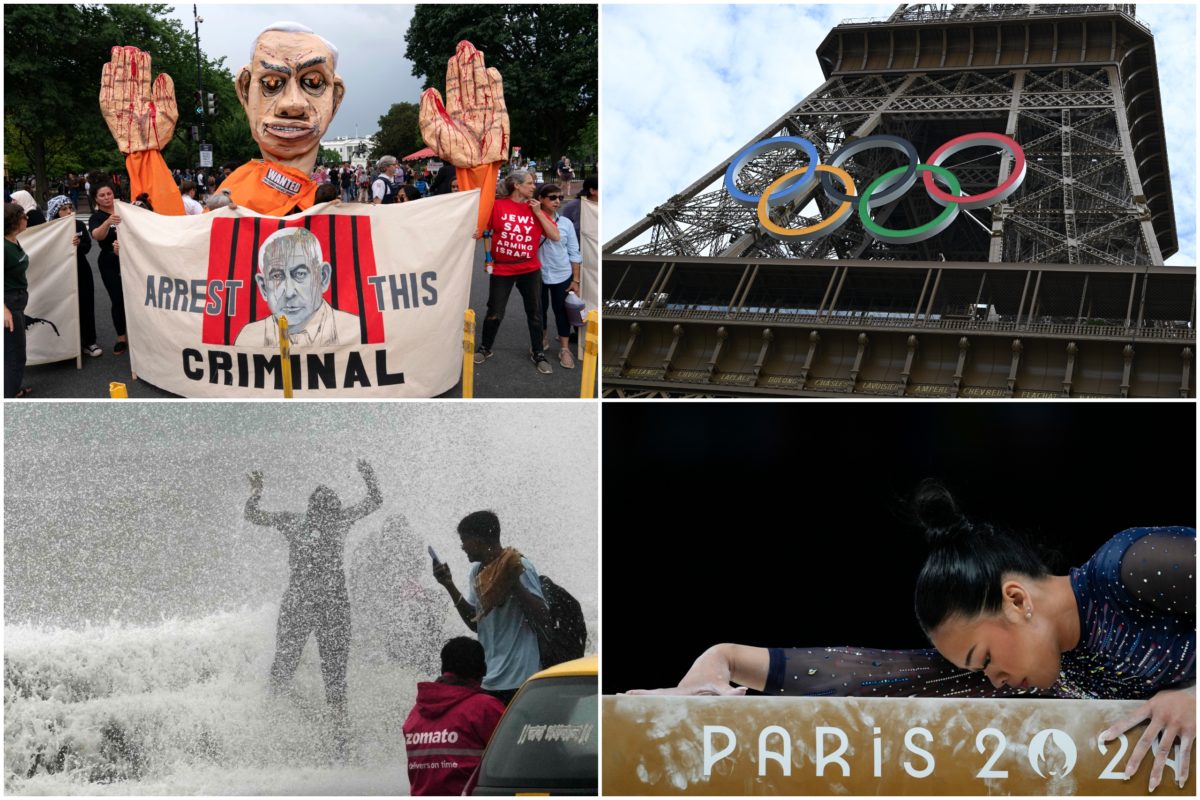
[476,169,561,373]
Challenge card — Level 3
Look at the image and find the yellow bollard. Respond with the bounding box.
[278,315,293,399]
[579,309,599,398]
[462,309,476,398]
[109,382,128,398]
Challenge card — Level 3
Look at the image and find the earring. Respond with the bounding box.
[1025,608,1032,620]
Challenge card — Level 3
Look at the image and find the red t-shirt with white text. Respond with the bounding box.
[488,197,544,276]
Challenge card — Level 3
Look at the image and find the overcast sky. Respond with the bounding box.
[165,3,424,141]
[603,3,1197,265]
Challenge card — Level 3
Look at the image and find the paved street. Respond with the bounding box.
[22,210,594,399]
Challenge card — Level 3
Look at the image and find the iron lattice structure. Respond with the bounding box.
[604,4,1194,398]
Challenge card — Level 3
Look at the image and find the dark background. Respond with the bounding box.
[601,402,1196,694]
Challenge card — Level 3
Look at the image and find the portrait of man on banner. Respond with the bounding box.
[200,214,387,350]
[235,227,360,347]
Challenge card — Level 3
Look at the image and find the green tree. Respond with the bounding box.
[370,102,423,161]
[573,113,598,165]
[4,3,252,204]
[404,5,597,163]
[317,147,344,167]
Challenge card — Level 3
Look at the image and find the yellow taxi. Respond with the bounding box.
[466,656,598,795]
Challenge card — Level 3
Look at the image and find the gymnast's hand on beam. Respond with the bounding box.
[1100,685,1194,791]
[625,683,749,697]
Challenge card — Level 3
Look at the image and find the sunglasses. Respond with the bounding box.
[543,194,562,201]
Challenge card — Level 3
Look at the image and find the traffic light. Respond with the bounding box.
[206,93,215,115]
[194,90,203,116]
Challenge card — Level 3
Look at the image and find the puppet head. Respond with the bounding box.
[236,23,345,172]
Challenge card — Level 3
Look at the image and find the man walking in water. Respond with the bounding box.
[245,458,382,758]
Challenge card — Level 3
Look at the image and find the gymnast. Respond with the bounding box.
[630,481,1195,792]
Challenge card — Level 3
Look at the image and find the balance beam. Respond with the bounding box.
[603,695,1195,795]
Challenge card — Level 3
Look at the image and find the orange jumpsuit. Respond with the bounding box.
[127,151,316,217]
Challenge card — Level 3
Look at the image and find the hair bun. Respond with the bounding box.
[913,479,971,545]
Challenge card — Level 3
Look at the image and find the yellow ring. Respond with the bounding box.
[756,164,857,239]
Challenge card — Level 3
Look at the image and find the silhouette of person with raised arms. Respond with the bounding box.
[244,457,382,759]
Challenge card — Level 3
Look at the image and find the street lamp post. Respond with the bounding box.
[193,5,206,165]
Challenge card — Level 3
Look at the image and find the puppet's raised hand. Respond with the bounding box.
[419,41,509,168]
[99,46,178,154]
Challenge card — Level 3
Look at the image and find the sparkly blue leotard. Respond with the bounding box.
[765,527,1195,699]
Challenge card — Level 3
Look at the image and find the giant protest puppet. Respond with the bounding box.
[419,41,510,235]
[102,26,508,225]
[100,23,343,216]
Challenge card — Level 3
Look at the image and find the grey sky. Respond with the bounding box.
[604,3,1196,265]
[165,4,425,139]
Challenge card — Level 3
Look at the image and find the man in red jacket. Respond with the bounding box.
[404,637,505,795]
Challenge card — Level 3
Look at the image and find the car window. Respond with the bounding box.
[477,675,597,790]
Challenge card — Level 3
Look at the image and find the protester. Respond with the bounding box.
[433,510,549,705]
[47,195,102,358]
[87,182,127,356]
[314,182,340,205]
[244,458,382,761]
[403,637,506,795]
[475,169,560,373]
[358,168,371,203]
[535,184,582,369]
[429,164,456,196]
[556,155,574,185]
[371,156,404,205]
[4,203,32,397]
[132,192,154,212]
[339,162,355,203]
[180,180,203,215]
[561,175,597,238]
[10,191,45,227]
[399,185,421,203]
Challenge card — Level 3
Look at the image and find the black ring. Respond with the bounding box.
[820,134,921,209]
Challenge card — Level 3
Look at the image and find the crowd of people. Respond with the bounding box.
[3,156,598,395]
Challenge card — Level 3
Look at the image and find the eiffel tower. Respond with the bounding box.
[603,4,1195,398]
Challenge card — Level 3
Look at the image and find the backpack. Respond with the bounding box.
[534,575,587,668]
[375,173,403,204]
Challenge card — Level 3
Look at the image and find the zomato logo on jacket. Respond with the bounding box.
[405,729,460,745]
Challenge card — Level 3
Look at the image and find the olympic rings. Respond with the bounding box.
[758,165,856,241]
[724,132,1025,243]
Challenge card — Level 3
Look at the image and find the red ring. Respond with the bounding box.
[922,133,1026,208]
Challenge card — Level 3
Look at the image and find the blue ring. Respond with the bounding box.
[724,136,821,209]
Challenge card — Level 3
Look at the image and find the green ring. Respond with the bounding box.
[858,164,962,243]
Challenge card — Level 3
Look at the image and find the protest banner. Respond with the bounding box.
[580,198,599,316]
[20,217,80,367]
[117,191,477,397]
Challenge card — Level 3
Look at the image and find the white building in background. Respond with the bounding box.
[320,135,377,167]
